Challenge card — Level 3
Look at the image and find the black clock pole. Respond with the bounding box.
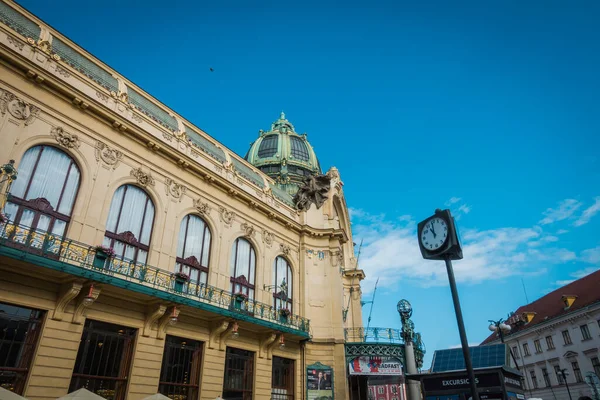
[445,254,480,400]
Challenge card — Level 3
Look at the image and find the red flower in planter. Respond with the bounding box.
[94,245,115,258]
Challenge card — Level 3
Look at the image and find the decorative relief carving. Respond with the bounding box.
[130,167,155,187]
[280,243,291,256]
[219,206,236,226]
[95,141,123,169]
[132,113,143,123]
[306,249,327,260]
[262,230,274,247]
[193,198,210,215]
[7,35,24,50]
[55,65,71,78]
[162,131,173,142]
[240,222,255,238]
[332,247,344,268]
[51,126,80,149]
[165,178,186,200]
[96,91,109,103]
[293,174,331,211]
[0,89,40,125]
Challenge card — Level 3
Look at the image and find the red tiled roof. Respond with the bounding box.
[480,268,600,345]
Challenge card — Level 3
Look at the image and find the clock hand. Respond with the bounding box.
[430,222,436,238]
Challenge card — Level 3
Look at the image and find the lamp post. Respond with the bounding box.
[488,319,520,370]
[560,368,573,400]
[397,299,420,400]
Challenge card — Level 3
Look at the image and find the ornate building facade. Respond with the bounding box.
[0,1,371,399]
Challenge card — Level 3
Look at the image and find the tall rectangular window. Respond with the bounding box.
[562,330,572,345]
[554,365,564,385]
[541,368,550,387]
[580,324,591,340]
[522,342,530,356]
[69,320,136,400]
[571,361,583,383]
[158,335,202,399]
[529,370,538,389]
[545,336,555,350]
[223,347,254,400]
[534,339,542,353]
[272,356,294,399]
[0,302,44,395]
[592,357,600,378]
[512,346,519,359]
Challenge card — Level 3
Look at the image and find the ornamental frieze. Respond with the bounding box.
[262,230,274,247]
[0,89,40,126]
[193,197,210,216]
[130,167,155,187]
[218,206,235,226]
[51,126,80,149]
[95,141,122,169]
[240,222,255,238]
[165,178,186,200]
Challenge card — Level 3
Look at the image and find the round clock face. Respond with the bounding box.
[421,217,448,251]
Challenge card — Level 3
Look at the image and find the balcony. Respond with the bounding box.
[0,222,310,337]
[344,327,405,360]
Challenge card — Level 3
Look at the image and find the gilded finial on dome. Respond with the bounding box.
[280,111,286,120]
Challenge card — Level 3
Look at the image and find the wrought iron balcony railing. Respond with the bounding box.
[0,222,310,335]
[344,327,404,344]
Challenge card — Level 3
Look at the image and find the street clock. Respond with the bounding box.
[417,209,463,261]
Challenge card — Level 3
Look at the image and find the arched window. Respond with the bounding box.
[103,185,154,265]
[176,214,211,286]
[229,238,256,299]
[5,145,80,239]
[273,256,293,312]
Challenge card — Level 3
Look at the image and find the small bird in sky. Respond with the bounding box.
[210,67,214,72]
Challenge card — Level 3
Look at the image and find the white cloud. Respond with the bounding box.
[551,266,599,288]
[581,246,600,265]
[458,204,472,215]
[539,199,582,225]
[527,235,559,247]
[573,197,600,227]
[445,197,462,206]
[556,229,569,235]
[350,209,575,293]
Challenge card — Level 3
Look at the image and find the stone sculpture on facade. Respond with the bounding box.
[292,174,331,211]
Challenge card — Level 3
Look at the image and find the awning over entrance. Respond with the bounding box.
[57,388,107,399]
[0,387,28,400]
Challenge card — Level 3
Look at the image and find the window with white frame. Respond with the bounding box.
[273,256,293,312]
[176,214,211,288]
[230,237,256,299]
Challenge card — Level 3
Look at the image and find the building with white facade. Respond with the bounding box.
[481,269,600,400]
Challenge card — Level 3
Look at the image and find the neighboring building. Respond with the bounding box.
[481,269,600,400]
[0,1,378,399]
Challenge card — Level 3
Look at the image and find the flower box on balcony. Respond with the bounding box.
[233,292,248,310]
[93,246,115,269]
[279,308,291,324]
[172,272,190,293]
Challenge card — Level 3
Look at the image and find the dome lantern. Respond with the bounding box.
[245,112,321,196]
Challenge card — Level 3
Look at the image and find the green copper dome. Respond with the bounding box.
[245,112,321,196]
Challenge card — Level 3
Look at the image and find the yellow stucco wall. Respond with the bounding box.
[0,1,367,397]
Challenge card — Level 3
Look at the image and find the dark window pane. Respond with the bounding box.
[0,302,44,395]
[158,335,202,400]
[258,135,279,158]
[223,347,254,400]
[289,137,309,161]
[272,356,294,399]
[69,320,136,400]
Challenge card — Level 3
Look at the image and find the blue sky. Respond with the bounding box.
[17,0,600,368]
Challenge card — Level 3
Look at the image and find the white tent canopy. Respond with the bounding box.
[0,387,28,400]
[56,388,106,400]
[142,395,171,400]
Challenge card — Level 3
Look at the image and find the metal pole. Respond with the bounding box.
[445,256,480,400]
[562,370,573,400]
